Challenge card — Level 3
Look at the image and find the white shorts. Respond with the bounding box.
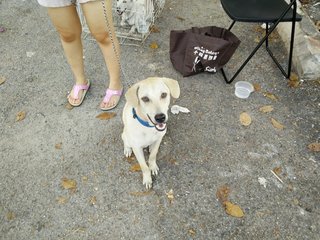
[37,0,98,8]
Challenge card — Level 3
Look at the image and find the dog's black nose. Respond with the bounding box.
[155,113,166,123]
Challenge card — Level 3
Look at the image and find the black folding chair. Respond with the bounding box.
[220,0,302,84]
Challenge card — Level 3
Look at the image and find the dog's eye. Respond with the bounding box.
[141,96,150,103]
[161,93,167,99]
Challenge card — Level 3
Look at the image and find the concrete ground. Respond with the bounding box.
[0,0,319,239]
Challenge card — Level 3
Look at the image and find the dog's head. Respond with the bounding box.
[116,0,133,15]
[125,77,180,131]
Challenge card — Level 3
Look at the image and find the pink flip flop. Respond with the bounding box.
[67,80,90,107]
[100,88,123,111]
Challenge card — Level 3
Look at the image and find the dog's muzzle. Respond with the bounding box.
[150,113,167,131]
[116,8,126,15]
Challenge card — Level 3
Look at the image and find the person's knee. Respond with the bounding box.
[59,29,81,43]
[91,31,110,44]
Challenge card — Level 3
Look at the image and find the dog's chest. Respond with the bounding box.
[139,128,165,146]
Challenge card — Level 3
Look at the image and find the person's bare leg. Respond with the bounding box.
[81,0,122,109]
[47,5,88,105]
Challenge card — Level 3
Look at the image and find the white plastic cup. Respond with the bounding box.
[235,81,254,99]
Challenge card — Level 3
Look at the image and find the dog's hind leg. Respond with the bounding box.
[132,147,152,189]
[148,138,162,176]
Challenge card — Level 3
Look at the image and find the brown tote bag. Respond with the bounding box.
[170,26,240,77]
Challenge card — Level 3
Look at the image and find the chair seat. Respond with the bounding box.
[221,0,302,23]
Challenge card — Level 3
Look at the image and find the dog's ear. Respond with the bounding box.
[161,78,180,99]
[125,83,140,107]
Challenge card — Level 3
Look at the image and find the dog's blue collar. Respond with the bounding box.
[132,108,154,128]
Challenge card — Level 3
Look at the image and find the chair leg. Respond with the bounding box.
[221,0,298,84]
[266,16,297,78]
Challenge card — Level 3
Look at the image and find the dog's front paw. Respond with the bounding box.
[143,171,152,189]
[124,147,132,158]
[149,162,159,176]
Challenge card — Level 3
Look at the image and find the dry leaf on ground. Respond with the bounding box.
[176,16,185,21]
[308,142,320,152]
[126,154,136,163]
[216,185,230,204]
[16,111,26,122]
[166,189,174,203]
[55,143,62,150]
[259,105,274,113]
[240,112,252,126]
[150,25,160,33]
[0,76,6,85]
[96,112,116,120]
[56,196,68,204]
[130,191,153,197]
[253,83,261,92]
[90,196,97,205]
[263,92,278,101]
[65,103,74,110]
[61,178,77,191]
[188,228,196,236]
[271,118,285,130]
[150,42,159,49]
[273,166,282,176]
[288,72,300,88]
[6,211,16,221]
[130,163,141,172]
[225,201,244,218]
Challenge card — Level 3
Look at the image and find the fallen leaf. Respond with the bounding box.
[65,103,74,110]
[263,92,278,101]
[216,185,230,204]
[308,142,320,152]
[166,189,174,203]
[55,143,62,149]
[188,228,196,236]
[288,72,300,88]
[168,158,179,165]
[16,111,26,122]
[240,112,252,126]
[129,191,153,197]
[126,154,136,163]
[259,105,274,113]
[150,25,160,33]
[130,163,141,172]
[273,166,282,176]
[254,36,261,43]
[61,178,77,191]
[271,118,285,130]
[150,42,159,49]
[6,211,15,221]
[56,196,68,204]
[253,83,261,92]
[225,201,244,218]
[0,76,6,85]
[96,112,116,120]
[176,16,185,21]
[89,196,97,205]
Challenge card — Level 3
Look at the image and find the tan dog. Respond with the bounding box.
[122,77,180,189]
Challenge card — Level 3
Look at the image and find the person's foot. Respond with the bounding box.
[100,87,123,111]
[67,80,90,107]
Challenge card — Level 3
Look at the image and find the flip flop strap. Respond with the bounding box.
[72,84,89,100]
[103,89,123,103]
